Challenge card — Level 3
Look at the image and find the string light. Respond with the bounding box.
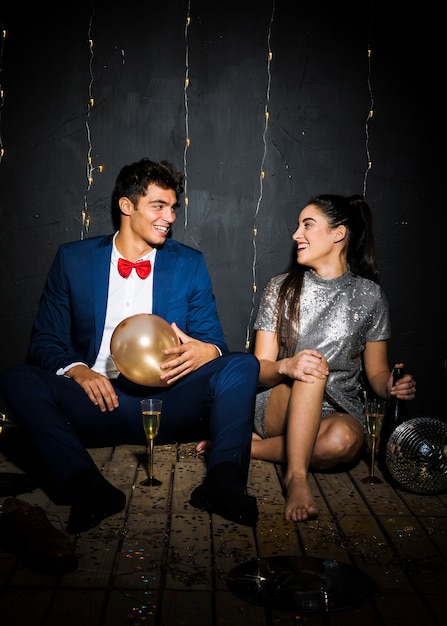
[183,3,192,228]
[81,6,104,240]
[363,4,375,197]
[244,0,276,352]
[0,26,6,164]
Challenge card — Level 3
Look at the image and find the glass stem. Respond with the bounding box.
[148,439,155,480]
[370,436,377,477]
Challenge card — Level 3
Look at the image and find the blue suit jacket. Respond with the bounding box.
[28,234,228,373]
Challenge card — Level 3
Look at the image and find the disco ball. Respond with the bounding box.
[386,417,447,494]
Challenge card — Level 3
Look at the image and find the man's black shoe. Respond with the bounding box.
[189,462,258,527]
[0,472,39,497]
[190,485,258,526]
[67,493,126,534]
[65,468,126,534]
[0,497,78,575]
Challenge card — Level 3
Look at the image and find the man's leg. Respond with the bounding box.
[155,352,260,526]
[0,364,128,533]
[121,352,260,487]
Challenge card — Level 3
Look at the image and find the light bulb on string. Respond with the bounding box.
[244,0,276,353]
[183,2,192,229]
[362,24,375,197]
[0,27,7,165]
[81,9,105,240]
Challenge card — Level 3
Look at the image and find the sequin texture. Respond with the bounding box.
[253,269,391,436]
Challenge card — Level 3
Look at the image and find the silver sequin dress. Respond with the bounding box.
[253,268,391,436]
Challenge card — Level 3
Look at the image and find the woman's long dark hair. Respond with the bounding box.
[275,194,379,354]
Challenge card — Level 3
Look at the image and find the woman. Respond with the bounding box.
[251,194,416,523]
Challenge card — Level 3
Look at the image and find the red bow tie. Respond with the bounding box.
[118,258,152,279]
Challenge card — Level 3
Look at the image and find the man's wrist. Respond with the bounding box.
[56,362,88,376]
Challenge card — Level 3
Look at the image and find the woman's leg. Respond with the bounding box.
[282,375,327,522]
[251,413,365,467]
[251,363,366,523]
[311,413,365,470]
[284,405,365,522]
[248,378,324,521]
[251,432,287,462]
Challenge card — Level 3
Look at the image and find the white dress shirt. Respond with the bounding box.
[58,233,156,378]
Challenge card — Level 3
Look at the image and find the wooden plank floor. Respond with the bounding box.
[0,438,446,626]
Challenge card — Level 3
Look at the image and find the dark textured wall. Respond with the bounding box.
[0,1,444,419]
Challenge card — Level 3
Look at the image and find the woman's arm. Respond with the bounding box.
[363,340,416,401]
[362,341,391,399]
[254,330,328,387]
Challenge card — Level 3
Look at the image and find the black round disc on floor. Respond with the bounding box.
[226,556,376,612]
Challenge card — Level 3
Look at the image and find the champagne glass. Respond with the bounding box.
[0,412,6,435]
[140,398,162,486]
[361,398,386,484]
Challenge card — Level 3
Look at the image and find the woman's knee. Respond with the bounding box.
[315,416,364,465]
[335,418,364,460]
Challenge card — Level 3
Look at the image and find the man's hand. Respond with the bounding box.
[65,365,119,412]
[159,323,220,385]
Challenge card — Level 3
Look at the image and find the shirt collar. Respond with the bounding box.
[112,232,156,265]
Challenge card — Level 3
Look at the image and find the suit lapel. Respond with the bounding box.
[91,238,113,354]
[152,242,176,319]
[85,238,176,349]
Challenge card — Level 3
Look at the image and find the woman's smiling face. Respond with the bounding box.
[292,204,338,267]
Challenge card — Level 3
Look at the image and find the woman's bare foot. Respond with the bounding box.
[195,440,211,456]
[283,475,319,522]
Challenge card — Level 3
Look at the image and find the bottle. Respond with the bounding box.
[378,366,408,478]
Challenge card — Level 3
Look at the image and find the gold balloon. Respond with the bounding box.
[110,314,180,387]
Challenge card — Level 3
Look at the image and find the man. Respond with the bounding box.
[0,158,260,533]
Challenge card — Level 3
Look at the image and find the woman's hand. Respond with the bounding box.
[279,349,329,383]
[387,363,416,400]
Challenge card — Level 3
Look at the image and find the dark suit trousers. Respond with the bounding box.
[0,353,259,494]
